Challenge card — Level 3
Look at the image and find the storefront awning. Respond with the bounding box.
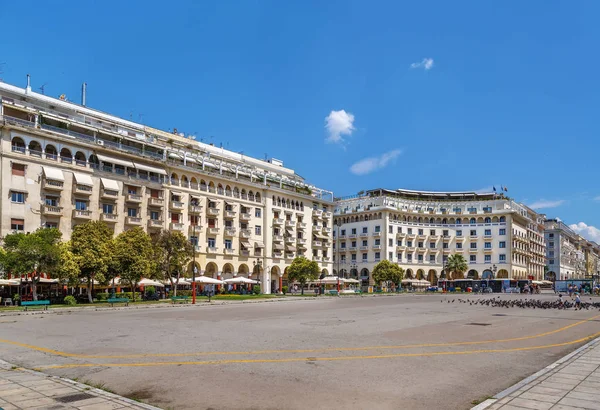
[134,162,167,175]
[273,243,284,250]
[42,166,64,181]
[285,245,296,251]
[254,241,265,248]
[72,172,93,186]
[101,178,120,191]
[240,241,251,248]
[96,154,135,168]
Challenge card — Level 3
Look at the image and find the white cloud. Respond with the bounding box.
[527,199,565,210]
[350,149,402,175]
[570,222,600,243]
[325,110,355,144]
[594,196,600,201]
[410,58,434,70]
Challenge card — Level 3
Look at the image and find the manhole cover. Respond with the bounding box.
[55,393,95,403]
[492,314,507,317]
[466,323,491,326]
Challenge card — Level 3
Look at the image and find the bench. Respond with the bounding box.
[107,297,129,307]
[327,290,339,296]
[171,296,190,304]
[21,300,50,311]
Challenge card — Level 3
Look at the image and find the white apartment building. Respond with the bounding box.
[544,219,591,280]
[0,78,333,293]
[334,188,547,288]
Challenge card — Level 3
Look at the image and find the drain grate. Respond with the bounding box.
[466,322,491,326]
[55,393,95,403]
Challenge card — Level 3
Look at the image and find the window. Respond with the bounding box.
[375,239,381,246]
[150,211,160,220]
[224,239,232,249]
[470,242,477,249]
[429,255,435,262]
[11,163,25,176]
[499,241,506,248]
[341,255,346,262]
[549,259,554,265]
[453,207,462,213]
[499,254,506,262]
[102,204,113,214]
[351,254,357,261]
[45,222,58,229]
[418,241,424,248]
[128,186,137,195]
[418,229,424,235]
[341,242,346,249]
[418,255,423,262]
[484,255,491,262]
[389,226,393,234]
[351,241,357,247]
[397,227,402,233]
[429,242,435,248]
[470,255,476,262]
[485,229,491,236]
[484,242,491,249]
[352,228,357,234]
[470,218,476,224]
[388,252,393,260]
[341,229,346,236]
[407,241,413,247]
[430,229,435,235]
[549,250,555,257]
[443,230,449,236]
[225,220,233,228]
[408,228,413,234]
[549,241,554,248]
[45,196,58,206]
[190,215,199,225]
[375,252,380,260]
[208,238,216,248]
[11,218,24,231]
[499,228,506,235]
[255,208,261,217]
[127,208,137,217]
[362,240,368,246]
[362,253,368,261]
[407,254,412,261]
[397,240,402,246]
[388,239,393,246]
[456,243,463,249]
[375,226,381,233]
[10,191,24,203]
[499,216,506,222]
[456,230,463,236]
[549,233,554,238]
[470,230,477,236]
[443,242,449,249]
[189,236,198,246]
[255,225,262,235]
[75,200,87,211]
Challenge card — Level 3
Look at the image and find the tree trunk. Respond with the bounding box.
[131,282,136,302]
[87,280,93,303]
[173,275,179,297]
[301,282,304,295]
[32,279,38,301]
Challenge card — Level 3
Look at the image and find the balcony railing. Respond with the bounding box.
[72,209,92,219]
[74,185,93,195]
[240,213,252,221]
[273,235,283,242]
[273,218,284,225]
[100,213,118,223]
[189,205,202,213]
[224,248,235,255]
[207,227,220,234]
[225,228,236,236]
[207,208,220,216]
[101,189,119,200]
[42,179,64,190]
[207,247,218,254]
[240,229,252,238]
[126,216,142,226]
[126,193,142,203]
[224,210,236,218]
[169,222,184,230]
[240,250,250,257]
[314,241,323,247]
[149,198,164,207]
[42,205,63,216]
[170,201,185,210]
[297,222,307,229]
[148,219,163,228]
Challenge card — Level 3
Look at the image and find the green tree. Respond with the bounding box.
[71,221,114,303]
[114,228,154,302]
[55,242,80,287]
[372,260,404,289]
[446,254,468,280]
[152,230,193,296]
[1,228,62,300]
[287,256,319,295]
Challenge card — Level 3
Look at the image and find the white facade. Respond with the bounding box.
[334,188,546,287]
[0,79,334,293]
[544,219,586,280]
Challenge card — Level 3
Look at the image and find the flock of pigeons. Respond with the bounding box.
[442,296,600,310]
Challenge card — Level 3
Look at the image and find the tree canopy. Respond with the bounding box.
[446,254,468,280]
[152,230,193,296]
[372,260,404,286]
[287,256,320,295]
[114,228,154,301]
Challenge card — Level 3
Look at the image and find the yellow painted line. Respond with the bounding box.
[38,331,600,370]
[2,314,598,359]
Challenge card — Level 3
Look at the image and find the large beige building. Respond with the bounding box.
[0,79,333,293]
[333,188,547,288]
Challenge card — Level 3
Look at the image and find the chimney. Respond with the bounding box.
[25,74,31,94]
[81,82,87,106]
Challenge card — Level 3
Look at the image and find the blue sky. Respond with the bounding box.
[1,1,599,241]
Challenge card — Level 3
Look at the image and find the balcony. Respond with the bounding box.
[406,247,416,252]
[73,184,93,196]
[240,250,250,257]
[417,247,427,253]
[406,233,416,239]
[273,235,283,242]
[372,244,382,250]
[72,209,92,220]
[188,224,202,234]
[297,238,307,245]
[468,247,478,253]
[312,224,323,230]
[42,179,63,191]
[207,207,220,216]
[297,222,307,229]
[240,212,252,221]
[224,228,236,237]
[372,232,382,237]
[101,190,119,200]
[207,227,220,235]
[240,229,252,238]
[170,222,184,231]
[170,200,185,210]
[286,252,295,259]
[417,234,427,240]
[430,235,439,240]
[456,236,466,241]
[285,236,295,243]
[42,205,63,216]
[324,211,332,218]
[188,204,202,213]
[312,255,322,261]
[397,232,406,238]
[359,245,368,250]
[148,197,164,207]
[323,227,332,234]
[224,248,236,255]
[148,219,163,229]
[314,240,323,247]
[284,220,295,227]
[126,216,142,226]
[483,247,493,253]
[360,232,369,238]
[100,213,118,223]
[273,218,284,225]
[396,245,406,250]
[312,209,323,218]
[273,251,283,258]
[206,247,218,254]
[323,256,331,261]
[484,234,493,239]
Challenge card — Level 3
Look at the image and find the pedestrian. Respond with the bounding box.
[558,293,564,308]
[568,285,573,298]
[575,293,581,310]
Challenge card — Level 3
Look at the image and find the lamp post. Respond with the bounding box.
[336,219,342,293]
[488,263,497,293]
[350,261,358,291]
[192,223,197,304]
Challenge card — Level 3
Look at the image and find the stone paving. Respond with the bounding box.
[0,360,161,410]
[474,337,600,410]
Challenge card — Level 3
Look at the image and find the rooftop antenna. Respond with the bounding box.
[38,83,48,95]
[81,82,87,106]
[25,73,31,94]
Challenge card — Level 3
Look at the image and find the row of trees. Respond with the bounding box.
[0,221,195,302]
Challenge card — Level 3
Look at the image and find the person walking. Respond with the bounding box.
[575,293,581,310]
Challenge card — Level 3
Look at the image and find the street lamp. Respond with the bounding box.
[191,223,197,304]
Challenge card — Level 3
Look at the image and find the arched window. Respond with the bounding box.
[170,173,178,185]
[45,145,58,160]
[499,216,506,223]
[456,218,462,224]
[470,218,476,224]
[11,137,25,153]
[60,147,72,163]
[248,191,255,201]
[28,140,43,156]
[255,192,261,202]
[484,217,491,223]
[74,151,86,166]
[88,154,99,168]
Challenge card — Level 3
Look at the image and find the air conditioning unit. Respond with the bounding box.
[96,140,104,146]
